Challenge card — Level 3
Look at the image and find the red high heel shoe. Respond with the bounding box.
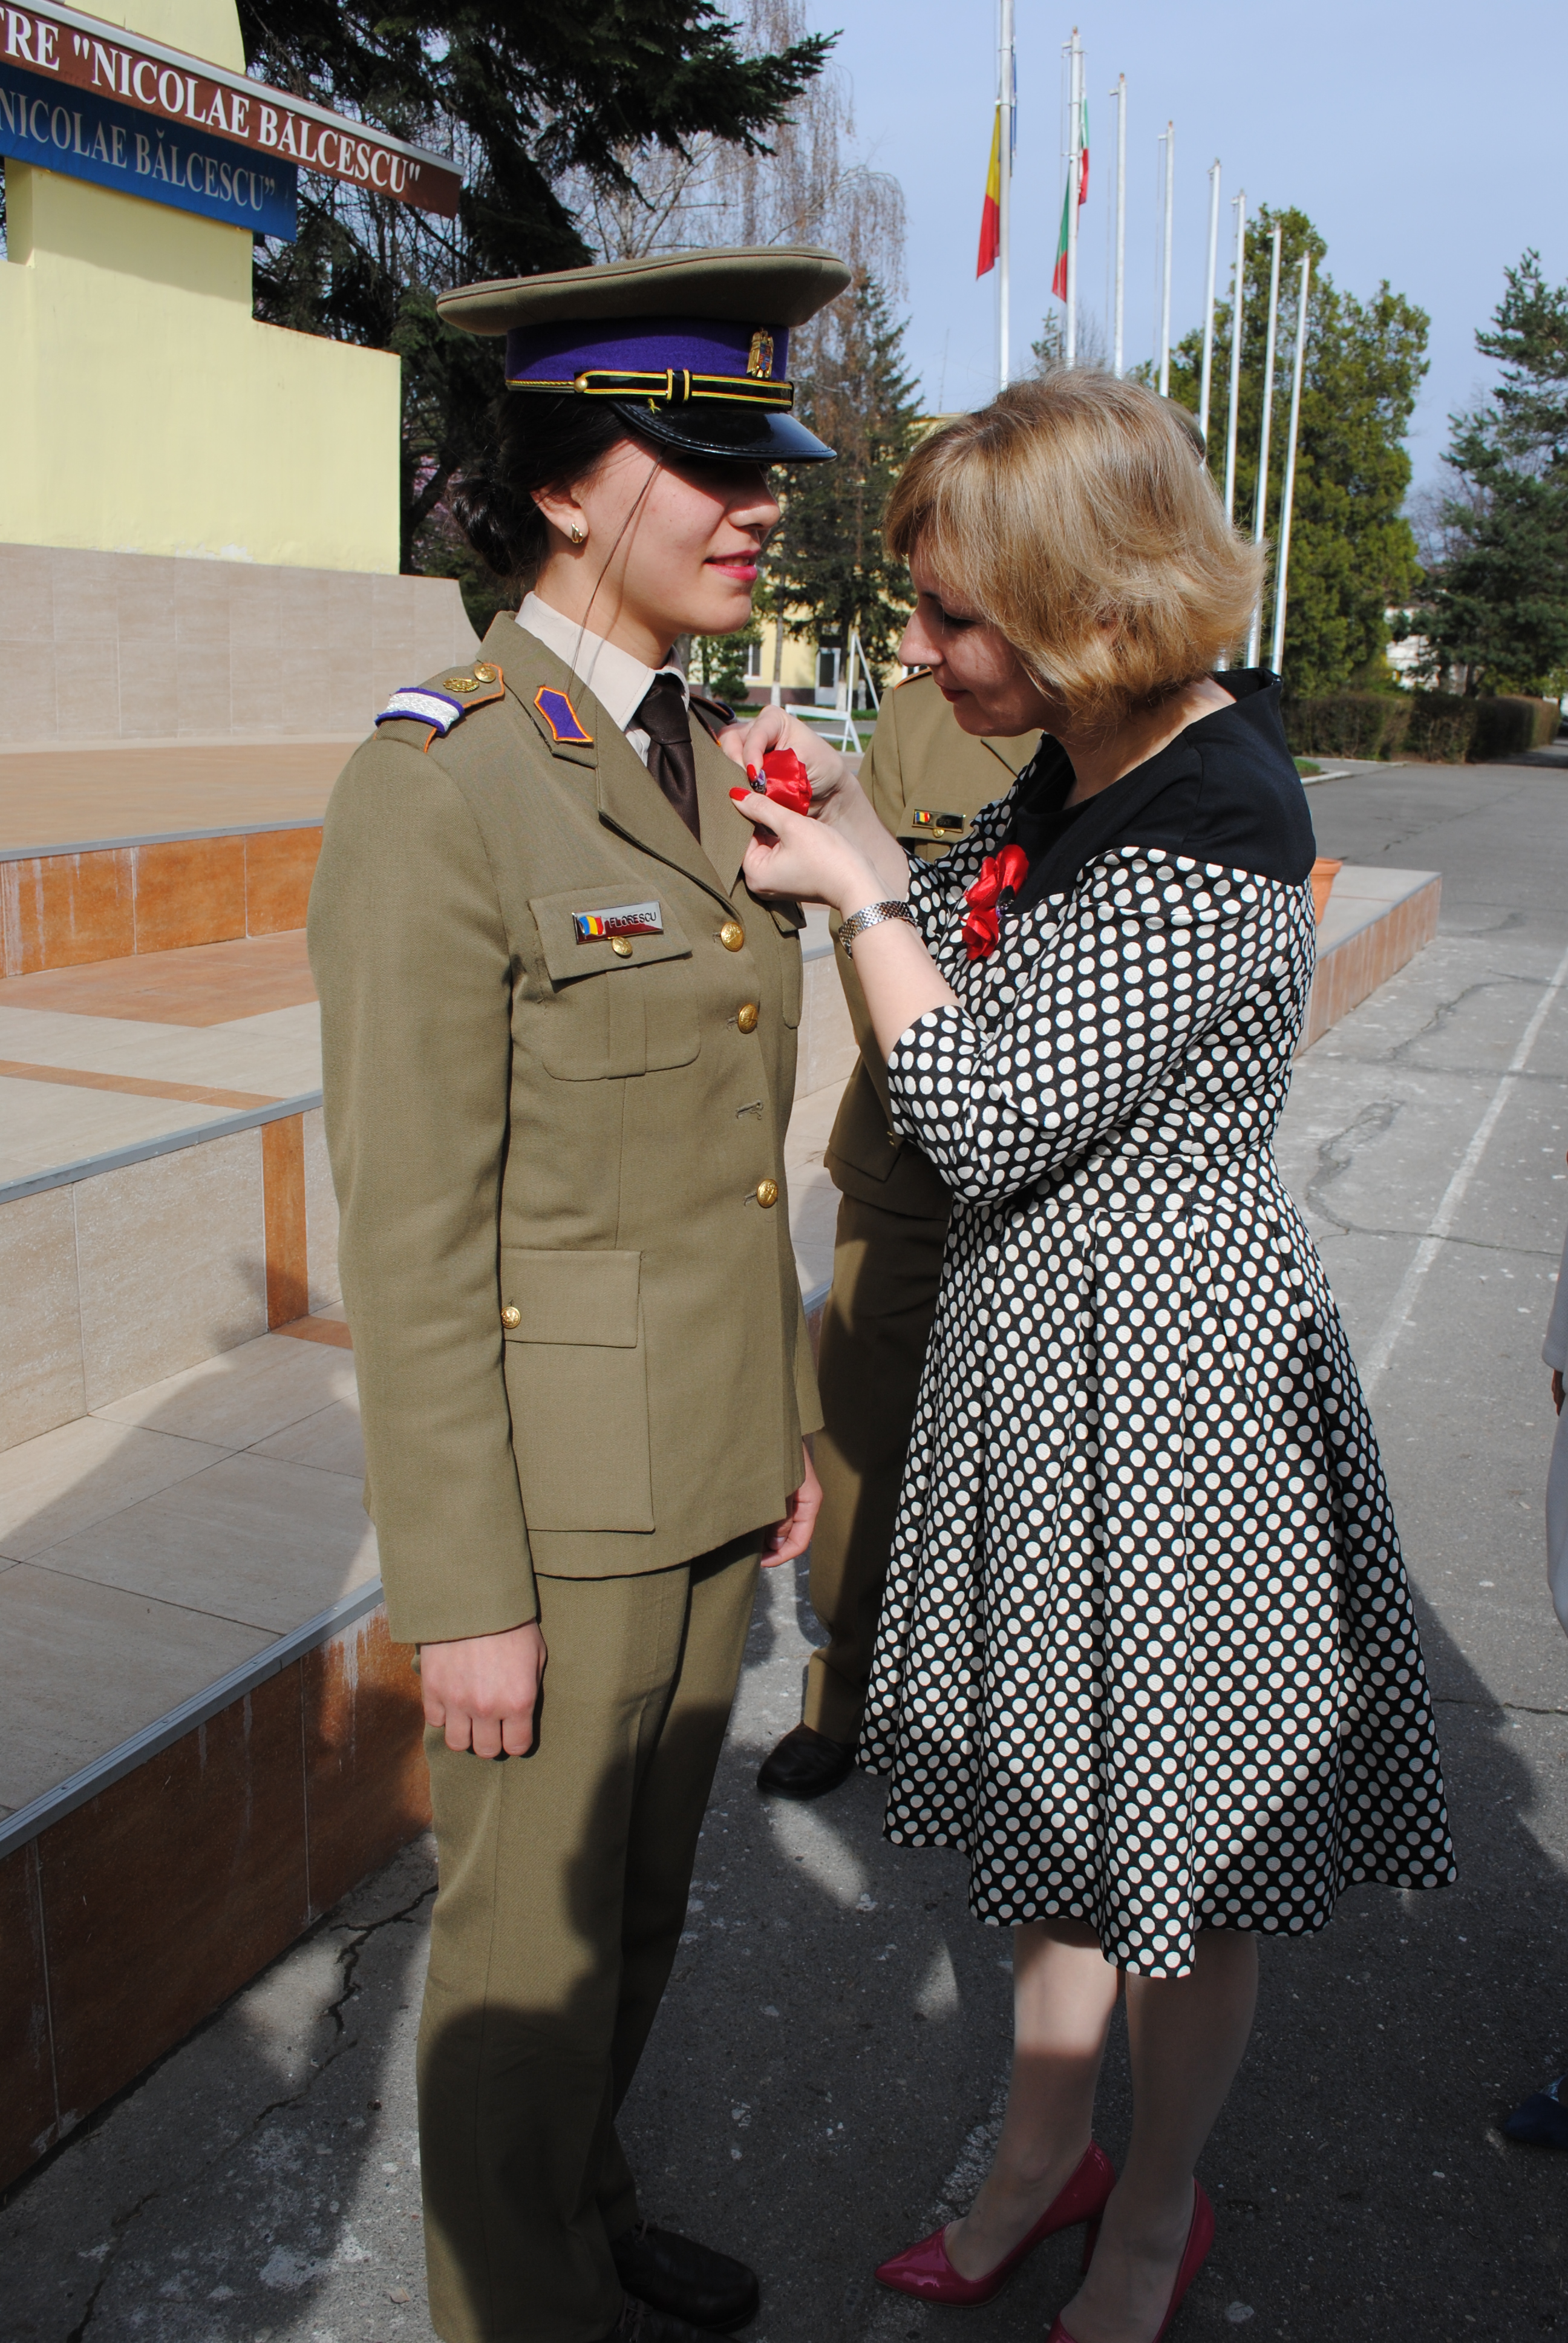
[1046,2180,1215,2343]
[874,2141,1116,2305]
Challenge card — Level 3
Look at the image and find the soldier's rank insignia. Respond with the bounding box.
[534,686,594,745]
[375,687,467,736]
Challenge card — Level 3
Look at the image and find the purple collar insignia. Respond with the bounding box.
[534,686,594,746]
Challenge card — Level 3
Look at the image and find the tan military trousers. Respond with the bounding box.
[417,1537,760,2343]
[803,1191,950,1745]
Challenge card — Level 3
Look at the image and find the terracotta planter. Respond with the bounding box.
[1310,856,1342,925]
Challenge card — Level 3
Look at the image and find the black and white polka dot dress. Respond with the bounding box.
[858,679,1455,1979]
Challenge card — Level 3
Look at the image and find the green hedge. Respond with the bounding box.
[1468,695,1561,759]
[1288,690,1562,765]
[1404,692,1474,763]
[1284,693,1411,761]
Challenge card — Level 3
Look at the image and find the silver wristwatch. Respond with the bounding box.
[834,900,917,958]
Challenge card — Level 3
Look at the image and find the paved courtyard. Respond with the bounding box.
[3,755,1567,2343]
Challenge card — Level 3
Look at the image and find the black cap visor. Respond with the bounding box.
[614,400,835,466]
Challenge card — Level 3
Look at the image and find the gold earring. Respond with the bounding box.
[568,523,587,546]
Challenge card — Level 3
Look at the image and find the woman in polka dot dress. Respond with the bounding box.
[729,373,1454,2343]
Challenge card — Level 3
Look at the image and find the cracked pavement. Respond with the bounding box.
[2,756,1567,2343]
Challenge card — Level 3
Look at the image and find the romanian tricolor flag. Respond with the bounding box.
[976,106,1002,278]
[1051,96,1090,301]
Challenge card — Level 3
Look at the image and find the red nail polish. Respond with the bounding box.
[729,787,748,802]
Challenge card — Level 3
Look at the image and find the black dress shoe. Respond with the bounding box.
[610,2221,760,2332]
[606,2298,714,2343]
[755,1721,855,1801]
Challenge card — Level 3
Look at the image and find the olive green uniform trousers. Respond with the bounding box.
[418,1538,760,2343]
[801,1194,949,1745]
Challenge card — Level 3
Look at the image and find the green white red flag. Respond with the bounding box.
[1051,95,1089,301]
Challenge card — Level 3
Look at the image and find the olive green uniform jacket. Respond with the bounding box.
[309,615,820,1649]
[824,672,1040,1214]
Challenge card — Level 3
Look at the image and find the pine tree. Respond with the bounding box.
[768,277,923,675]
[1166,207,1427,695]
[1417,252,1568,695]
[236,0,832,572]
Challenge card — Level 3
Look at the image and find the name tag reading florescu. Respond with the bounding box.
[910,809,966,837]
[572,900,665,944]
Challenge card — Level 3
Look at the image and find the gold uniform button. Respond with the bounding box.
[754,1178,779,1209]
[500,1304,521,1329]
[611,937,635,957]
[719,920,745,951]
[736,1001,759,1033]
[471,660,499,683]
[444,673,480,692]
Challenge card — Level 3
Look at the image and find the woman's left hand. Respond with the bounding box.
[729,786,883,912]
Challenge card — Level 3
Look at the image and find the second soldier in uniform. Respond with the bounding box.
[309,245,848,2343]
[757,671,1039,1799]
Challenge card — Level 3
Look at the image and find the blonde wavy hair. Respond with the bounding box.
[885,372,1265,722]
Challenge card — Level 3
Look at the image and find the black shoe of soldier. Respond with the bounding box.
[755,1721,855,1801]
[606,2298,716,2343]
[611,2223,760,2332]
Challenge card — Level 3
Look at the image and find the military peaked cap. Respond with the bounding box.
[436,244,852,465]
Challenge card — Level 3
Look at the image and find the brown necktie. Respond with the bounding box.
[634,673,701,841]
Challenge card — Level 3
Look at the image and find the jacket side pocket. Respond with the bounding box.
[500,1248,654,1532]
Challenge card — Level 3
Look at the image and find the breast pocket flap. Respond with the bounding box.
[500,1248,640,1346]
[530,888,692,985]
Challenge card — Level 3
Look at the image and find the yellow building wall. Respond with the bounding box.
[0,0,402,572]
[88,0,246,70]
[753,617,818,693]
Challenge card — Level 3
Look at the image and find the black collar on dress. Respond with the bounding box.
[1008,672,1279,914]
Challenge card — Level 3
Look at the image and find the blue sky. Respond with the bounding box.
[818,0,1564,493]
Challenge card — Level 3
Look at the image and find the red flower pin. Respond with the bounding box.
[730,746,813,816]
[757,748,812,814]
[961,845,1030,960]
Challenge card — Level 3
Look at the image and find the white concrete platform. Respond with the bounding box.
[0,1311,371,1819]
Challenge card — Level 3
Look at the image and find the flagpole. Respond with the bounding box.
[1246,224,1282,664]
[1198,160,1220,444]
[1157,120,1174,396]
[1270,254,1312,675]
[1222,191,1246,521]
[1216,189,1245,673]
[998,0,1014,389]
[1111,74,1126,378]
[1065,30,1082,365]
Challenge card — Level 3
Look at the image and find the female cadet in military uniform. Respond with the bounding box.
[307,244,848,2343]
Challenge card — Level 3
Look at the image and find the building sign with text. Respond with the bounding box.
[0,59,296,235]
[0,0,460,237]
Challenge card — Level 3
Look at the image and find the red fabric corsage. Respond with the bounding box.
[734,749,811,813]
[730,749,812,817]
[961,844,1030,960]
[759,747,812,813]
